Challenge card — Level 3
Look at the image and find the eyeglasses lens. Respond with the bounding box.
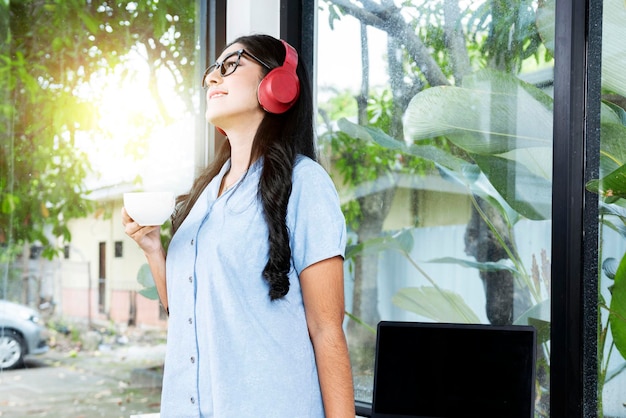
[202,51,243,88]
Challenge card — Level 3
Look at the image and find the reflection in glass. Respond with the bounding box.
[316,1,554,414]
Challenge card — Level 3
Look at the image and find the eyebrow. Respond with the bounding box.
[218,49,271,70]
[217,50,240,63]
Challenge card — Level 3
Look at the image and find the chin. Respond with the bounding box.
[205,110,225,126]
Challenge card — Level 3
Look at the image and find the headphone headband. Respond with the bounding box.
[281,40,298,73]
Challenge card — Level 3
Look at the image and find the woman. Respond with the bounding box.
[122,34,355,417]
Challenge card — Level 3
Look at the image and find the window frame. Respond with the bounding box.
[200,0,227,169]
[550,0,603,416]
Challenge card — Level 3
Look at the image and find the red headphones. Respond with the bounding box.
[257,40,300,114]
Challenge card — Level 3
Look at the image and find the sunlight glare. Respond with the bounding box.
[79,51,195,194]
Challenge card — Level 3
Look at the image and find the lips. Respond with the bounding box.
[208,89,227,99]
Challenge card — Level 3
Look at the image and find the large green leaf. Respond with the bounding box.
[587,96,626,241]
[598,122,626,178]
[404,70,552,154]
[337,118,407,151]
[392,286,482,324]
[538,0,626,96]
[597,217,626,241]
[437,164,521,227]
[514,299,551,344]
[136,263,159,300]
[535,0,555,53]
[346,228,415,259]
[402,70,553,220]
[337,117,469,172]
[337,118,528,225]
[139,287,159,300]
[473,153,552,220]
[599,202,626,221]
[602,101,626,126]
[609,252,626,360]
[587,164,626,200]
[601,0,626,97]
[428,256,518,274]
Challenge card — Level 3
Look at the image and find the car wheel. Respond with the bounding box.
[0,330,26,370]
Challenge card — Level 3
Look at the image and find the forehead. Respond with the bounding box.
[218,43,245,60]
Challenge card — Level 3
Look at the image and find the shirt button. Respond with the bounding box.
[190,397,195,404]
[190,356,195,363]
[190,239,194,245]
[188,318,193,325]
[188,275,192,283]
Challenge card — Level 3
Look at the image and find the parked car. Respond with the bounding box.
[0,300,49,370]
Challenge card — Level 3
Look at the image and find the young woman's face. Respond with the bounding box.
[204,43,266,131]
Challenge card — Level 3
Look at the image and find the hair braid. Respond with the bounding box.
[259,142,295,300]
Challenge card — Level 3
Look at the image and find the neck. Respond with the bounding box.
[222,128,256,193]
[219,148,253,196]
[219,115,263,173]
[228,138,253,174]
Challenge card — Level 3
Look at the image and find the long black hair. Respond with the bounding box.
[171,34,316,300]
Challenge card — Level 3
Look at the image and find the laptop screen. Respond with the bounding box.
[371,321,536,418]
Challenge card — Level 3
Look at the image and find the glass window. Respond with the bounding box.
[1,0,202,412]
[1,0,202,300]
[315,0,554,414]
[591,0,626,416]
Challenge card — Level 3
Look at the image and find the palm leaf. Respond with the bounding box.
[404,69,552,154]
[609,252,626,360]
[392,286,482,324]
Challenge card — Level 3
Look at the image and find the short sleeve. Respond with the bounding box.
[288,156,347,275]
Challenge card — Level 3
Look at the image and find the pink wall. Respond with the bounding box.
[61,287,166,329]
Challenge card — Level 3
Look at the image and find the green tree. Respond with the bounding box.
[1,0,196,259]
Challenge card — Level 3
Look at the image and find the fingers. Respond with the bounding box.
[121,207,158,239]
[124,219,158,238]
[124,221,162,255]
[121,207,133,226]
[121,208,140,235]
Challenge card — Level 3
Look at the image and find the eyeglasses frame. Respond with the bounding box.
[202,49,272,89]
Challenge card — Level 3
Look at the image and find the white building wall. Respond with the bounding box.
[226,0,280,42]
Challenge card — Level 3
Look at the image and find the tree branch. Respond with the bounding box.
[328,0,450,86]
[443,0,471,83]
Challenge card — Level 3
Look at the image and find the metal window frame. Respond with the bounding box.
[199,0,227,171]
[551,0,602,416]
[280,0,314,79]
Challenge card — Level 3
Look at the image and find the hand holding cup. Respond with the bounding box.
[123,192,175,226]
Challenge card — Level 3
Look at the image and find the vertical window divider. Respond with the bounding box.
[551,0,603,416]
[198,0,227,173]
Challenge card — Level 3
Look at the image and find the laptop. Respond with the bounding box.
[371,321,537,418]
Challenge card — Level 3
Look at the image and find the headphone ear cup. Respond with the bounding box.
[257,40,300,114]
[258,68,300,114]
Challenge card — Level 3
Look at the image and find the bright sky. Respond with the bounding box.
[317,5,389,92]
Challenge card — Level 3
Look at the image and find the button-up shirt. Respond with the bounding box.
[160,155,347,417]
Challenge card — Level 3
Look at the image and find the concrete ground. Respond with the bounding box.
[0,328,166,418]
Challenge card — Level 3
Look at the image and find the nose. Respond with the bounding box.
[204,67,222,88]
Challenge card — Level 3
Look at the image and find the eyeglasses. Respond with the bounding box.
[202,49,271,88]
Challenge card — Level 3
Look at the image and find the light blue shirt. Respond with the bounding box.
[160,155,347,417]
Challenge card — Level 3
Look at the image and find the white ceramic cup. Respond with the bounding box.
[123,192,175,226]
